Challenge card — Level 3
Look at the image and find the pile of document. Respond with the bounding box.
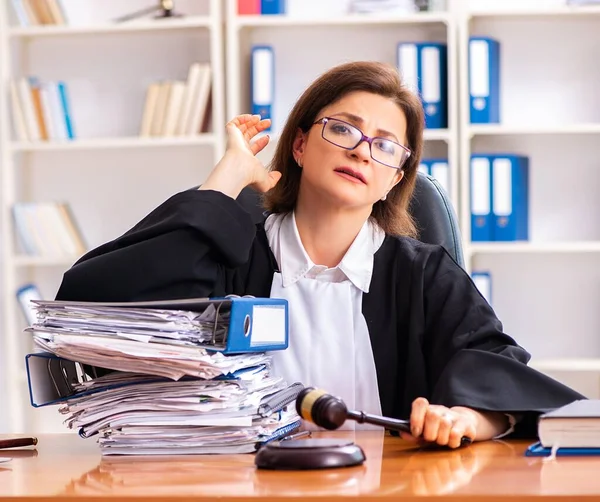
[26,298,302,455]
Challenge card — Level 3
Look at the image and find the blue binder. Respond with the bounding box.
[40,296,288,352]
[492,155,529,241]
[251,45,274,130]
[470,155,493,241]
[419,158,449,194]
[469,37,500,124]
[397,42,448,129]
[261,0,285,14]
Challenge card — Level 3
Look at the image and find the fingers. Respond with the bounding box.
[245,118,271,141]
[250,134,270,156]
[228,115,271,139]
[410,397,429,437]
[409,399,476,449]
[448,418,476,450]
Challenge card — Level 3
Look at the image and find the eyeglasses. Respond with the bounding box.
[313,117,411,170]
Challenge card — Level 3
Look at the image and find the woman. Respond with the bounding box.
[56,61,583,448]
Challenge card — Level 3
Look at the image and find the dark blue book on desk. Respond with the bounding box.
[534,399,600,452]
[526,442,600,457]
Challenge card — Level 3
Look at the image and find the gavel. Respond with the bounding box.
[296,387,472,447]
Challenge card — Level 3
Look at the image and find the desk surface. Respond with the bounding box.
[1,432,600,500]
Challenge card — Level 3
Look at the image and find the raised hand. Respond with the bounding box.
[201,114,282,199]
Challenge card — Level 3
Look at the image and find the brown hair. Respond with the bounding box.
[262,60,425,237]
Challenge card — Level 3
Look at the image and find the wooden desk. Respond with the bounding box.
[1,432,600,500]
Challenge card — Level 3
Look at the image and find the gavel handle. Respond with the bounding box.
[346,410,472,446]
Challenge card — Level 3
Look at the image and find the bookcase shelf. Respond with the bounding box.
[458,1,600,403]
[10,134,217,152]
[225,0,459,206]
[233,12,451,28]
[468,123,600,136]
[7,16,215,38]
[467,6,600,19]
[13,255,79,267]
[2,0,600,435]
[468,241,600,255]
[0,0,225,435]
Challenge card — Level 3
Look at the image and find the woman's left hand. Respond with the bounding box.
[400,397,478,449]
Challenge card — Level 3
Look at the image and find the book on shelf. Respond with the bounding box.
[9,77,75,142]
[237,0,286,15]
[139,63,212,138]
[10,0,68,27]
[12,201,87,258]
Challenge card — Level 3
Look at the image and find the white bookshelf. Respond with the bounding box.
[10,134,217,152]
[225,0,460,209]
[2,0,600,435]
[0,0,226,434]
[457,0,600,397]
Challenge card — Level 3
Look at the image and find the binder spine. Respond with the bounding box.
[260,0,286,14]
[470,155,493,242]
[251,45,274,130]
[493,155,529,241]
[469,37,500,124]
[420,43,448,129]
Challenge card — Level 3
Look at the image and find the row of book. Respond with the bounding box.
[251,37,499,133]
[12,201,86,258]
[24,296,302,455]
[238,0,447,15]
[470,154,529,242]
[139,63,212,138]
[10,0,67,26]
[238,0,287,15]
[9,77,75,142]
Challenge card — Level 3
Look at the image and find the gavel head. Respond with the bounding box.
[295,387,348,430]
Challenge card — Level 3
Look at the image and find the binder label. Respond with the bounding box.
[251,304,286,346]
[471,157,491,215]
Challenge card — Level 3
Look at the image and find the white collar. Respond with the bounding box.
[264,212,385,293]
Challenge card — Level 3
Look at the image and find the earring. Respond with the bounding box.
[381,193,387,201]
[297,159,303,168]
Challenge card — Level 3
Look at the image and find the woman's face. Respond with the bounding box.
[293,91,408,211]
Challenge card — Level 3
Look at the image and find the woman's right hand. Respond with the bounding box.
[201,114,282,199]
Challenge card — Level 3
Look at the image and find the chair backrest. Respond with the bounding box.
[234,171,464,267]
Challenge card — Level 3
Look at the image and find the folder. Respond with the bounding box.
[261,0,286,14]
[492,155,529,241]
[470,155,493,241]
[251,45,274,131]
[24,351,289,409]
[419,158,449,195]
[469,37,500,124]
[397,42,448,129]
[471,271,492,307]
[31,296,289,354]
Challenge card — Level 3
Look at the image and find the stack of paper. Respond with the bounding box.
[26,298,302,455]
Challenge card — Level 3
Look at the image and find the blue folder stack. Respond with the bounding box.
[470,154,529,242]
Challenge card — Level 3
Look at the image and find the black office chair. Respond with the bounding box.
[235,171,465,268]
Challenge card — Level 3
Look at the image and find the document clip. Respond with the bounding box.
[25,352,88,407]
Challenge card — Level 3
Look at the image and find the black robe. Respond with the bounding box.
[55,189,585,438]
